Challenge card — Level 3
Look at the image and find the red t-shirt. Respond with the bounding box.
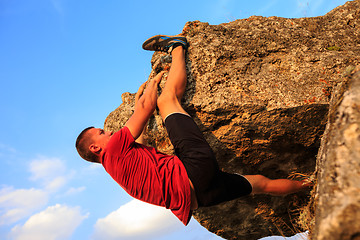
[101,126,192,225]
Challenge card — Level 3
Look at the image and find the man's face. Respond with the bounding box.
[88,128,113,151]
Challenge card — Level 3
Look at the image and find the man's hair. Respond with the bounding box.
[75,126,99,163]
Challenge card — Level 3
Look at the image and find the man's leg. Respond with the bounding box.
[244,175,312,196]
[156,42,199,208]
[141,35,189,119]
[157,46,188,119]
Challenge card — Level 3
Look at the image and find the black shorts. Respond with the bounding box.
[164,113,252,207]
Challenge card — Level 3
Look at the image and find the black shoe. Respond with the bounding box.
[142,35,188,53]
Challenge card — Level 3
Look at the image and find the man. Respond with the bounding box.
[76,35,311,225]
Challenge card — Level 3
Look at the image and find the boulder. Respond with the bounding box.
[104,0,360,239]
[312,65,360,240]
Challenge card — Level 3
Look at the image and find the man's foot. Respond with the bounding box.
[142,35,188,53]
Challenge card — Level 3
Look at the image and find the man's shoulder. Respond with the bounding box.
[111,126,131,140]
[106,127,134,152]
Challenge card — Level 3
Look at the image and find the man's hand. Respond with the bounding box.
[135,71,164,106]
[125,71,165,141]
[135,81,147,106]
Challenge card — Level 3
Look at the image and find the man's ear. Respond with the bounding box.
[89,144,101,154]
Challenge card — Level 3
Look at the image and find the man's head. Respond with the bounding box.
[75,127,113,163]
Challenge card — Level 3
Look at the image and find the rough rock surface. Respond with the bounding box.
[104,1,360,239]
[312,65,360,240]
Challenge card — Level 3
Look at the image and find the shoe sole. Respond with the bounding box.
[142,35,188,51]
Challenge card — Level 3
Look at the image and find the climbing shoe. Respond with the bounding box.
[142,35,188,53]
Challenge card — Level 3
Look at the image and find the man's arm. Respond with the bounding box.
[133,81,147,145]
[125,71,165,141]
[244,175,313,196]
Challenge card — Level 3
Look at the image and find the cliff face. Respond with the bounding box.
[104,1,360,239]
[312,65,360,240]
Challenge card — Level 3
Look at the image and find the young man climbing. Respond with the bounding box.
[75,35,311,225]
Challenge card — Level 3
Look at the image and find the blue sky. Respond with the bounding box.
[0,0,348,239]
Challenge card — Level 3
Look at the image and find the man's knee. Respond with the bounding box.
[157,91,178,108]
[157,90,188,119]
[244,175,270,195]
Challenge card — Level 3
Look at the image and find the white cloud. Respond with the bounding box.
[0,186,48,225]
[0,143,17,160]
[29,157,73,192]
[92,199,183,240]
[0,156,87,227]
[259,231,309,240]
[10,204,89,240]
[64,186,86,196]
[81,163,103,176]
[29,157,65,180]
[0,143,16,154]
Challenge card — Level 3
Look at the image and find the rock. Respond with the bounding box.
[104,0,360,239]
[312,65,360,240]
